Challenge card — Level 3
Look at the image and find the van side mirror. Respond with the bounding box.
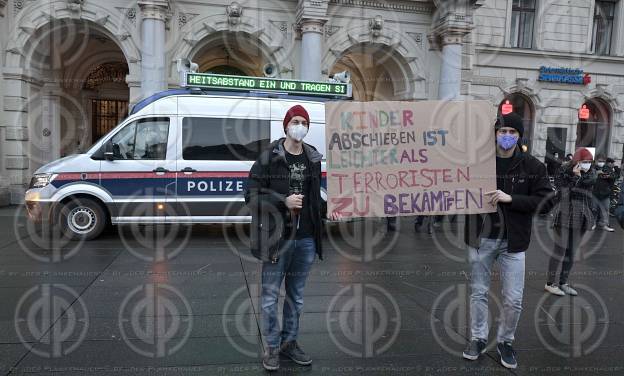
[112,143,122,159]
[104,142,114,161]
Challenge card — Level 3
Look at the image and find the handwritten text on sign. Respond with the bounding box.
[325,101,498,218]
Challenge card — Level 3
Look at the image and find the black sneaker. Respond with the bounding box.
[280,341,312,366]
[262,347,280,371]
[462,339,487,360]
[497,342,517,369]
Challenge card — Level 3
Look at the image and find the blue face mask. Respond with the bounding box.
[497,134,519,150]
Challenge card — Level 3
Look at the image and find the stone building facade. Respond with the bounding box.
[0,0,623,204]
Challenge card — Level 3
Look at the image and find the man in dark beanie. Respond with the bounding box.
[462,112,552,369]
[245,104,340,371]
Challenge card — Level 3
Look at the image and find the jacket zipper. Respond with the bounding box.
[479,157,520,246]
[271,148,291,263]
[503,158,521,241]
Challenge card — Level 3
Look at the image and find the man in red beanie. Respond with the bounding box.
[463,112,552,369]
[545,147,596,297]
[245,104,340,371]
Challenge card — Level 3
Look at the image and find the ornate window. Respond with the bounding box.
[592,0,616,55]
[84,62,129,90]
[510,0,536,49]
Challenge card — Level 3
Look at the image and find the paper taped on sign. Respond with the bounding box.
[324,100,498,218]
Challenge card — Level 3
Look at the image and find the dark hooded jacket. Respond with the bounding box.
[615,180,624,229]
[593,164,617,199]
[554,162,596,229]
[244,138,324,262]
[464,148,553,252]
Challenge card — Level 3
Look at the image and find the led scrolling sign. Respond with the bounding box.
[185,73,352,98]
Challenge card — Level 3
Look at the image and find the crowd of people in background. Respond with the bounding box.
[543,149,622,297]
[547,150,622,231]
[387,150,623,236]
[385,139,624,304]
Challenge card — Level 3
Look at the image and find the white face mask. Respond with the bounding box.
[596,162,605,168]
[287,124,308,142]
[580,162,592,172]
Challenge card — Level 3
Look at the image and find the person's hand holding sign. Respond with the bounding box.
[485,190,512,206]
[286,194,303,210]
[328,211,342,221]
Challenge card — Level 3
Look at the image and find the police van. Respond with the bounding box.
[25,68,352,240]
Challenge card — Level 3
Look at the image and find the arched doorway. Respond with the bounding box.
[205,65,248,76]
[191,32,269,77]
[576,98,612,157]
[330,43,412,101]
[499,93,535,152]
[84,63,130,144]
[23,19,129,167]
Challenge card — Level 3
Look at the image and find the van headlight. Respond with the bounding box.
[29,173,57,189]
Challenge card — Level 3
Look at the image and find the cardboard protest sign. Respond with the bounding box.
[325,100,498,218]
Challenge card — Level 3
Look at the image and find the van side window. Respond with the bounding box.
[110,117,169,160]
[182,117,270,161]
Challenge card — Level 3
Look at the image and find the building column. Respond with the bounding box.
[40,83,62,162]
[437,34,464,100]
[612,0,624,56]
[429,0,482,100]
[299,19,325,81]
[2,69,42,204]
[138,0,169,98]
[296,0,328,81]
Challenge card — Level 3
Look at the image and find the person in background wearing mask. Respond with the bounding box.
[592,154,616,232]
[565,153,574,162]
[245,105,341,371]
[545,147,596,297]
[463,113,551,370]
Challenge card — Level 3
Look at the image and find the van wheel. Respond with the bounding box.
[59,198,107,240]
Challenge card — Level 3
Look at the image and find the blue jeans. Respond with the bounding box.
[468,238,525,343]
[594,197,611,227]
[261,237,316,349]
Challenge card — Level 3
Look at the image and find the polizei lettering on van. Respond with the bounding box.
[186,180,244,193]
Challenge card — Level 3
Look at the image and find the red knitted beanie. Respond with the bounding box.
[283,105,310,133]
[573,148,593,162]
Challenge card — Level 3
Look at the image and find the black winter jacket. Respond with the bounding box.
[554,163,596,229]
[593,165,617,199]
[464,149,553,252]
[244,138,324,262]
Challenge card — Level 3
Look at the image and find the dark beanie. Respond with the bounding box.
[495,112,524,138]
[283,105,310,133]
